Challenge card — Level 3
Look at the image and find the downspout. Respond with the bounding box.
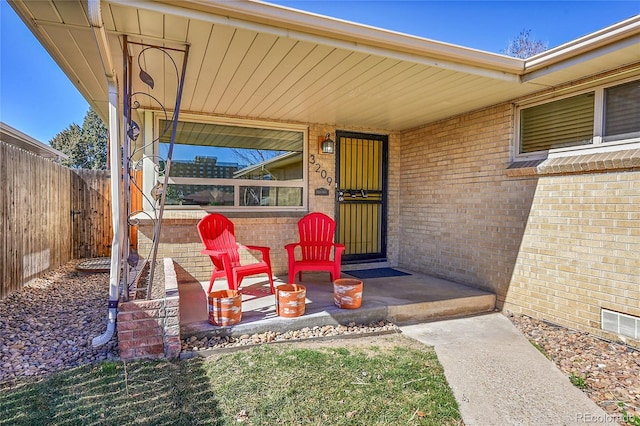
[88,0,122,347]
[92,78,121,347]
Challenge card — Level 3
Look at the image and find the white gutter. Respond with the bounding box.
[0,121,69,160]
[525,14,640,72]
[106,0,523,81]
[88,0,122,347]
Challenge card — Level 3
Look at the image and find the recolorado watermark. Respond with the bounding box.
[576,412,624,424]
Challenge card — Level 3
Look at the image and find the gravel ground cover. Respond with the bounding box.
[509,313,640,420]
[180,321,401,354]
[0,261,118,385]
[2,260,639,424]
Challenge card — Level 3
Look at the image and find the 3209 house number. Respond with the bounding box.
[309,154,333,186]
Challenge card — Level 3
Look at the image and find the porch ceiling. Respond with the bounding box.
[9,0,640,132]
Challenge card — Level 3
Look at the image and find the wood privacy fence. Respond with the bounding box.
[0,141,112,299]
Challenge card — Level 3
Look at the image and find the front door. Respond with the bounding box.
[335,131,388,262]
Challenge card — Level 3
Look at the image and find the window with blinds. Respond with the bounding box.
[604,79,640,142]
[520,92,594,154]
[517,78,640,158]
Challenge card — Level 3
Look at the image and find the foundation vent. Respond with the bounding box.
[601,309,640,340]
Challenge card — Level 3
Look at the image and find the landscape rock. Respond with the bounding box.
[0,260,118,386]
[509,313,639,420]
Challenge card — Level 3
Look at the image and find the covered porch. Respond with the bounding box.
[176,263,496,340]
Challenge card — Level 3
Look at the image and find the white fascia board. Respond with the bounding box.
[522,33,640,83]
[525,14,640,72]
[88,0,116,80]
[107,0,524,81]
[8,1,108,123]
[0,121,69,159]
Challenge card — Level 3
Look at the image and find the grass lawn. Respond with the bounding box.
[0,334,462,425]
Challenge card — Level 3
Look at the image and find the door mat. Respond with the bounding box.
[344,268,411,279]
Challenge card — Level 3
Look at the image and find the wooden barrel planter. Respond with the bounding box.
[208,290,242,326]
[276,284,306,318]
[333,278,363,309]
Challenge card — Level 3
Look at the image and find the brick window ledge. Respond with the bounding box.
[506,148,640,177]
[131,210,307,225]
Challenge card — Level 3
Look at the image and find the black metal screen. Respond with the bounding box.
[336,132,388,262]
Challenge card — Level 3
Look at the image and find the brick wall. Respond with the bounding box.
[503,171,640,345]
[386,132,401,266]
[137,214,302,282]
[399,101,640,347]
[308,125,339,216]
[398,104,537,301]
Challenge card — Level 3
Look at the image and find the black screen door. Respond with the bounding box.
[335,131,388,262]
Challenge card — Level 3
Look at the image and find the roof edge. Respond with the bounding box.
[0,121,69,160]
[525,14,640,71]
[151,0,524,74]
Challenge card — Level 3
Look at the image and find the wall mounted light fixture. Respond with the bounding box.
[320,132,335,154]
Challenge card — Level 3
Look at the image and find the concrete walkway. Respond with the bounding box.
[400,314,613,426]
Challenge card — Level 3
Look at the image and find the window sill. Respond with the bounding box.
[131,209,307,225]
[507,148,640,177]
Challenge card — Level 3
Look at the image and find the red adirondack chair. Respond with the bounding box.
[285,212,345,283]
[197,213,275,294]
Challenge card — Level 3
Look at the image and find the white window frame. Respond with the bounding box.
[513,76,640,161]
[148,112,308,212]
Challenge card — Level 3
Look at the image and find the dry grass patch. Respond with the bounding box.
[0,334,461,425]
[204,334,461,425]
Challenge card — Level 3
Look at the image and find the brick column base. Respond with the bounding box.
[117,258,181,360]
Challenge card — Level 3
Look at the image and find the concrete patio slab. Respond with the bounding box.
[176,265,496,339]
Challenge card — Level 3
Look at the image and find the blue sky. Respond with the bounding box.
[1,1,638,145]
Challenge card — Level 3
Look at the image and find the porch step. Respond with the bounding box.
[181,293,496,339]
[387,293,497,324]
[178,270,497,339]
